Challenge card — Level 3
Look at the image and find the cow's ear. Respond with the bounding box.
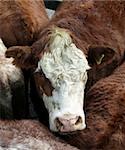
[88,46,116,67]
[5,46,39,69]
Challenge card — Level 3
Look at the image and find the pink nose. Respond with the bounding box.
[55,115,83,132]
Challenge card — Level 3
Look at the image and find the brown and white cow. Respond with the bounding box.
[0,0,49,47]
[0,120,78,150]
[61,61,125,150]
[0,0,49,118]
[0,39,26,119]
[6,0,125,132]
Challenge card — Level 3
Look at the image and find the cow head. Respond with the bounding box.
[6,27,118,133]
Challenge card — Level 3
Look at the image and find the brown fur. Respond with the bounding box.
[60,61,125,150]
[48,0,125,54]
[34,72,54,97]
[0,120,78,150]
[0,0,49,47]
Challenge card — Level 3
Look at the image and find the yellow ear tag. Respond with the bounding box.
[95,54,105,65]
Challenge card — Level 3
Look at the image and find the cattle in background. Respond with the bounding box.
[0,0,49,47]
[6,0,125,133]
[0,120,78,150]
[0,39,26,119]
[0,0,49,118]
[61,61,125,150]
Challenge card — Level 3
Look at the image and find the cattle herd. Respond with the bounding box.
[0,0,125,149]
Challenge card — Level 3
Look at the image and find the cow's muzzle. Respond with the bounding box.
[54,114,86,132]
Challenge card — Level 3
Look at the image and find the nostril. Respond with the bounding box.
[55,117,63,130]
[75,116,83,126]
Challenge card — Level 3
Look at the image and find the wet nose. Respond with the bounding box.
[55,115,84,132]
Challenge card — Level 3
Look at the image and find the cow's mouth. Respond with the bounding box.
[55,129,82,135]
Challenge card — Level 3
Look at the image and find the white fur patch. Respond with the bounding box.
[36,27,90,132]
[0,39,23,85]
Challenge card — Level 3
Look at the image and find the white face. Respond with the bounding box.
[36,28,90,132]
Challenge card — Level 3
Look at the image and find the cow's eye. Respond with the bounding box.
[34,69,54,97]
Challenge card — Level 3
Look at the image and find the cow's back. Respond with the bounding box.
[0,0,49,47]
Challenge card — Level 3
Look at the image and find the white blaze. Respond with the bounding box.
[36,27,90,132]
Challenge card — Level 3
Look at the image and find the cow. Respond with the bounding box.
[0,0,49,118]
[0,39,27,119]
[0,120,78,150]
[60,60,125,150]
[0,0,49,47]
[5,0,125,133]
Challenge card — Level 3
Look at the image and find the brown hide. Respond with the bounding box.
[60,62,125,150]
[49,0,125,54]
[0,120,78,150]
[0,0,49,47]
